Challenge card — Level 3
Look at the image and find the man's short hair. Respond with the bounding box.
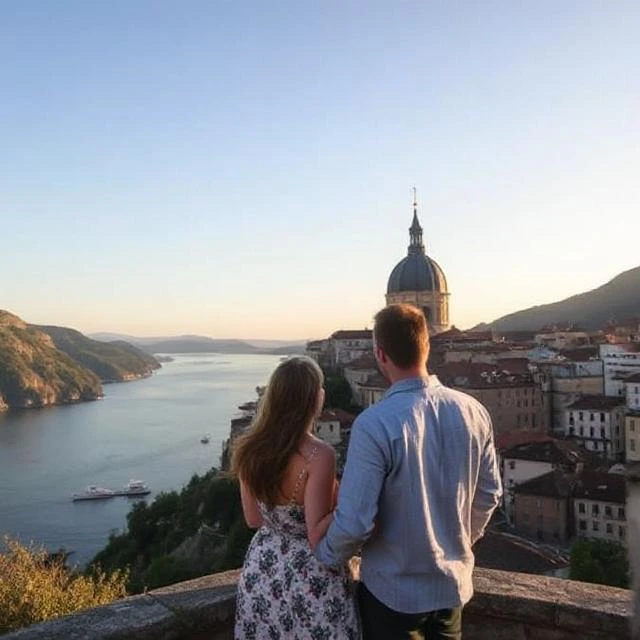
[374,304,429,369]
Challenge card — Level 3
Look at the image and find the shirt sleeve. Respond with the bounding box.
[470,413,503,545]
[314,414,387,566]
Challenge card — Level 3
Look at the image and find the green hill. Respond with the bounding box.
[0,311,103,410]
[485,266,640,332]
[36,325,161,382]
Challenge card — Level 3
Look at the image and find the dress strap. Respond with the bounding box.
[289,445,320,505]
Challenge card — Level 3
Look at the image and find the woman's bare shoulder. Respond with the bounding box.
[305,436,336,466]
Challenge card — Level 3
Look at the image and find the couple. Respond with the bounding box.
[232,304,502,640]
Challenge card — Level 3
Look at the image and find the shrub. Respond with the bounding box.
[0,537,128,634]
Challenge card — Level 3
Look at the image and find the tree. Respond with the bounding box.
[324,375,357,412]
[569,538,629,588]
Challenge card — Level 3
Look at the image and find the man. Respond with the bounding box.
[314,304,502,640]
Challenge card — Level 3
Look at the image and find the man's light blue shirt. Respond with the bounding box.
[314,375,502,614]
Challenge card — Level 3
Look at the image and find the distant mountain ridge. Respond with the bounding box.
[89,333,307,355]
[481,266,640,332]
[37,326,161,382]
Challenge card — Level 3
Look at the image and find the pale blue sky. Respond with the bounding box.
[1,2,638,340]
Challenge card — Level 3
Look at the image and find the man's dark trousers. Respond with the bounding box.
[357,582,463,640]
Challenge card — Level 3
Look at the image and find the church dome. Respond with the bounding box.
[386,204,448,294]
[387,251,448,294]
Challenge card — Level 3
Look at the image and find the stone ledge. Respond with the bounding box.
[1,567,633,640]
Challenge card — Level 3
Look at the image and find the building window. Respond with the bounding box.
[593,521,599,531]
[590,413,595,421]
[600,413,605,422]
[619,526,626,539]
[579,520,587,531]
[592,504,599,516]
[590,427,595,437]
[578,503,585,514]
[606,523,613,534]
[631,440,636,452]
[631,420,636,432]
[509,460,515,470]
[605,506,612,517]
[579,427,584,436]
[618,507,625,519]
[579,412,584,420]
[600,428,606,438]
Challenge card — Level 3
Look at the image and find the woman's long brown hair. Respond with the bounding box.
[230,356,324,508]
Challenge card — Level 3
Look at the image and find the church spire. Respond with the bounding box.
[408,186,424,254]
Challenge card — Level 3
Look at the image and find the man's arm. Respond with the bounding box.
[471,422,502,545]
[314,416,387,566]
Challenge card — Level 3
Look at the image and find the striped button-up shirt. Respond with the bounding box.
[314,375,502,613]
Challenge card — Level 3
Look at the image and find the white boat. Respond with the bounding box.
[72,486,116,502]
[115,479,151,497]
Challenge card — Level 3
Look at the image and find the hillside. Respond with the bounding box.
[36,326,161,382]
[0,311,103,410]
[89,333,306,355]
[484,266,640,332]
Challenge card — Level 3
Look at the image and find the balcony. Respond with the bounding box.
[2,565,634,640]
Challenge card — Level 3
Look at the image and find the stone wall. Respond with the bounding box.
[3,567,634,640]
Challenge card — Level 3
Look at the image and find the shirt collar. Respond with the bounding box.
[383,374,442,399]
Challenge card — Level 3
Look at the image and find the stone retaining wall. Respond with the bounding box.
[3,567,633,639]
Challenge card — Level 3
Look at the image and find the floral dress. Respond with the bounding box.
[234,501,360,639]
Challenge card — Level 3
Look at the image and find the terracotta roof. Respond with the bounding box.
[330,330,372,340]
[431,328,494,343]
[514,470,577,499]
[434,361,535,389]
[474,531,569,575]
[566,395,625,411]
[503,439,598,467]
[572,471,626,504]
[495,431,554,452]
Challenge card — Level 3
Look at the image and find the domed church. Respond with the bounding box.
[386,192,450,334]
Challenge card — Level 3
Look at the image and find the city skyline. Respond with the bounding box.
[2,2,638,340]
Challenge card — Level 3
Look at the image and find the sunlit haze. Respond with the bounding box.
[1,2,638,340]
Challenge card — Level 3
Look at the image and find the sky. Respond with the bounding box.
[1,2,638,341]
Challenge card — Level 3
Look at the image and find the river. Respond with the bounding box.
[0,353,281,566]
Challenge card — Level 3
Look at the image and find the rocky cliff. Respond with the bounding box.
[0,311,103,410]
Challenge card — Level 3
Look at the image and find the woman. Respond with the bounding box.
[231,356,359,640]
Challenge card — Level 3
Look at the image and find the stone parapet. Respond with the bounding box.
[2,567,633,639]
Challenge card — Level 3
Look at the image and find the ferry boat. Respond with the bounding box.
[114,479,151,497]
[72,486,116,501]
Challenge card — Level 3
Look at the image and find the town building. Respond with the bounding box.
[573,471,627,544]
[324,329,373,370]
[385,191,450,334]
[314,409,355,446]
[435,361,550,436]
[343,354,378,407]
[512,470,576,544]
[626,410,640,463]
[600,343,640,397]
[625,372,640,410]
[565,396,626,460]
[535,360,604,433]
[534,327,591,350]
[502,439,598,521]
